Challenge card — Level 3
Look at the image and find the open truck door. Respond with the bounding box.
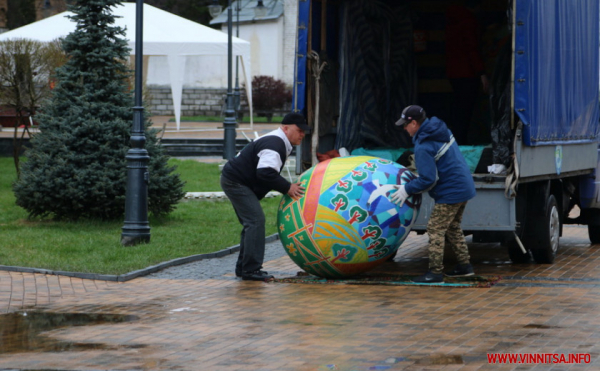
[292,0,600,264]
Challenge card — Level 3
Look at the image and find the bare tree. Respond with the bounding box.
[0,38,66,175]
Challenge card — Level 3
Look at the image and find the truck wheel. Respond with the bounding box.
[530,195,560,263]
[588,225,600,244]
[506,237,531,263]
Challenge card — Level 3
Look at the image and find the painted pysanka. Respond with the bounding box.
[277,156,421,278]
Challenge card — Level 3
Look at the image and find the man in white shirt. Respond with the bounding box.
[220,113,308,281]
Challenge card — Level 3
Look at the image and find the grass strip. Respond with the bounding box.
[0,157,281,275]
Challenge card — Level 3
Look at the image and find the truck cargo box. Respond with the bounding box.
[292,0,600,264]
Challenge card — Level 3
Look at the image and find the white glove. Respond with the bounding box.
[487,164,507,175]
[390,185,409,207]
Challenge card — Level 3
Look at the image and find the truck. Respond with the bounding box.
[291,0,600,264]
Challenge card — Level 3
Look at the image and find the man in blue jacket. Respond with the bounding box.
[390,105,476,283]
[221,113,308,281]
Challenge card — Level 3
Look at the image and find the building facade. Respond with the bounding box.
[148,0,298,89]
[147,0,299,116]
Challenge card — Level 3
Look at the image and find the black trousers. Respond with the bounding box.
[220,175,266,275]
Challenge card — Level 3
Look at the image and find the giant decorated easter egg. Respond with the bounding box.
[277,156,421,278]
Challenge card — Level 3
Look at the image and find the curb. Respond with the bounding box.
[0,234,280,282]
[184,191,281,200]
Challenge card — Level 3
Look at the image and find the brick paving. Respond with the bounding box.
[1,119,599,369]
[1,226,599,370]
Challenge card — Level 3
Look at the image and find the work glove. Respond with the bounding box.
[390,185,409,207]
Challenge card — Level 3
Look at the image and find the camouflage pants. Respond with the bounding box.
[427,202,470,274]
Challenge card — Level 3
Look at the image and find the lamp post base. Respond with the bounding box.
[223,115,237,159]
[120,231,151,246]
[121,146,150,246]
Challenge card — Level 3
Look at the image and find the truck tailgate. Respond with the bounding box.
[411,176,515,233]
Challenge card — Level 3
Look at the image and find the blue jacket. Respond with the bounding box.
[404,116,476,204]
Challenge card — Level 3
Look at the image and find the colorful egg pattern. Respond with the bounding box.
[277,156,421,278]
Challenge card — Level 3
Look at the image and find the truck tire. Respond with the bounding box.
[530,195,560,263]
[588,225,600,244]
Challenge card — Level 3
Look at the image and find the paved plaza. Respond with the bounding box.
[1,119,600,370]
[1,225,599,370]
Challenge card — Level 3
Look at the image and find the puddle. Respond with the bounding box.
[276,319,343,326]
[523,324,560,329]
[415,354,464,365]
[0,311,140,353]
[481,259,513,265]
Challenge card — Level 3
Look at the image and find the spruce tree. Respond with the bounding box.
[13,0,184,220]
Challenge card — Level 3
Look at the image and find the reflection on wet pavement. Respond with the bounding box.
[0,311,139,353]
[0,226,599,370]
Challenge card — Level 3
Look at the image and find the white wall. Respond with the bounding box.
[238,18,284,79]
[282,0,298,86]
[145,0,299,89]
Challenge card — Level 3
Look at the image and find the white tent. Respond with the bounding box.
[0,3,253,130]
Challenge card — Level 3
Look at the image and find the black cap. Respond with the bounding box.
[282,112,310,131]
[395,105,425,127]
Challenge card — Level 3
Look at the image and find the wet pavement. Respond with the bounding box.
[1,119,600,369]
[0,225,599,370]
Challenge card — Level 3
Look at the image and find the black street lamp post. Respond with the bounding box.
[233,0,241,121]
[208,0,222,19]
[121,0,150,246]
[254,0,267,18]
[222,0,237,160]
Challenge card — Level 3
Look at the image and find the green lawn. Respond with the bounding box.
[0,158,281,275]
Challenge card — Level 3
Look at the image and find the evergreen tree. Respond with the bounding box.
[13,0,184,220]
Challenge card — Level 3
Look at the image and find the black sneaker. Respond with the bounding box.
[241,270,274,281]
[237,269,267,278]
[445,263,475,277]
[411,271,444,283]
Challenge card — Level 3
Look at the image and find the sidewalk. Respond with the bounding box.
[1,226,600,370]
[0,116,280,140]
[0,116,284,163]
[1,117,600,369]
[150,116,279,141]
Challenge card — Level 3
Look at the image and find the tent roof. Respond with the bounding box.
[0,3,254,130]
[0,3,251,56]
